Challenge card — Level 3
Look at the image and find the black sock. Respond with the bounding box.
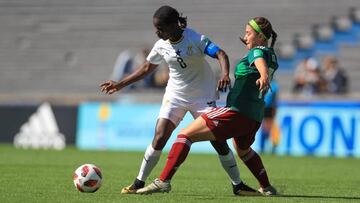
[132,178,145,189]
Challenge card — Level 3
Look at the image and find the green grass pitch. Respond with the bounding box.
[0,144,359,203]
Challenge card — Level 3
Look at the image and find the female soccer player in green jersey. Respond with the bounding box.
[137,16,278,196]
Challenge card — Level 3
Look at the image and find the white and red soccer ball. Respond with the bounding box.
[73,164,103,193]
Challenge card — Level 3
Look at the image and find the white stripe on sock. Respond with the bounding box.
[174,137,192,147]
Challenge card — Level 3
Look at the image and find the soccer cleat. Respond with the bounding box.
[233,182,261,196]
[121,179,145,194]
[136,178,171,195]
[258,185,278,196]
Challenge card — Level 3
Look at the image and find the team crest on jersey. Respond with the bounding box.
[186,45,193,55]
[253,49,262,57]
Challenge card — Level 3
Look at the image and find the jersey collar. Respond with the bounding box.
[169,35,184,44]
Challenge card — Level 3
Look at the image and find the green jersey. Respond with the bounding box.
[226,46,278,122]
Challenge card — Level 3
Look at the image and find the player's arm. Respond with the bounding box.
[254,58,269,94]
[204,42,231,92]
[214,49,231,92]
[100,61,158,94]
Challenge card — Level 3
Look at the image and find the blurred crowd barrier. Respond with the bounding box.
[1,101,359,157]
[75,101,360,157]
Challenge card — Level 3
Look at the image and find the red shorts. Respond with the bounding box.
[201,107,261,150]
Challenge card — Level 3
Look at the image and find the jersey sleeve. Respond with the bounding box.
[190,29,220,58]
[200,35,221,58]
[248,48,265,66]
[146,41,163,65]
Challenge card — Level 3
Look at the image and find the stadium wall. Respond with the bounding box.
[77,101,360,158]
[1,102,358,157]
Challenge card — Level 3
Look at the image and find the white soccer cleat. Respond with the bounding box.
[136,178,171,195]
[258,185,278,196]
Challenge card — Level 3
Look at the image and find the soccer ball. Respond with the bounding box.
[73,164,103,193]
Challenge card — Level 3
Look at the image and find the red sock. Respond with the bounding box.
[159,134,192,181]
[241,148,270,188]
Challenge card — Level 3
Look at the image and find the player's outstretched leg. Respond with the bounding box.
[137,134,191,194]
[121,145,162,194]
[237,147,278,196]
[122,118,176,194]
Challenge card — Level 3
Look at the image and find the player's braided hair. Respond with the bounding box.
[253,17,277,48]
[153,5,187,29]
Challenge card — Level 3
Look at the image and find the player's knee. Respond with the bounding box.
[152,131,171,150]
[238,147,251,157]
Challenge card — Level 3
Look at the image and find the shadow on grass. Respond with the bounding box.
[276,194,360,200]
[183,193,360,201]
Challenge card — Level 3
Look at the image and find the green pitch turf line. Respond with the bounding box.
[0,144,359,203]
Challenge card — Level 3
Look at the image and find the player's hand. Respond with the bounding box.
[217,74,231,92]
[100,80,120,95]
[256,76,269,95]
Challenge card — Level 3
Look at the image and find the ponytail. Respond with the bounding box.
[178,15,187,29]
[270,30,278,48]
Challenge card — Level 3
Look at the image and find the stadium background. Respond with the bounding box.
[0,0,360,155]
[1,0,360,202]
[1,0,360,98]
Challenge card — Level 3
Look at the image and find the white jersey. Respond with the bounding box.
[147,28,219,103]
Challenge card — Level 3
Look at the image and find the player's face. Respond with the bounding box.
[153,17,176,40]
[243,25,264,50]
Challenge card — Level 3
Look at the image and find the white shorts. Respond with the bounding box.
[158,97,216,127]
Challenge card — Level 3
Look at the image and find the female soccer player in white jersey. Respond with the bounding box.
[100,5,256,195]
